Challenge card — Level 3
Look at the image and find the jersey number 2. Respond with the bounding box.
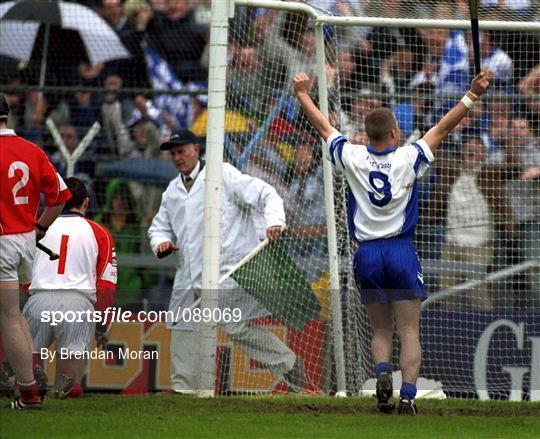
[8,161,30,205]
[57,235,70,275]
[368,171,392,207]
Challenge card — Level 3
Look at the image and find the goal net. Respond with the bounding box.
[216,0,540,399]
[1,0,537,400]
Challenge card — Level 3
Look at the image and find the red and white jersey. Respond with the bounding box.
[29,212,117,311]
[0,129,71,235]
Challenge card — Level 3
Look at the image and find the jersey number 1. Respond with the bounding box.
[57,235,70,275]
[368,171,392,207]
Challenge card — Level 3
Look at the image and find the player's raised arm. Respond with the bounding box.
[293,73,336,141]
[422,72,489,153]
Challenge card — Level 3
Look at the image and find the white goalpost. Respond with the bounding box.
[198,0,232,397]
[202,0,540,399]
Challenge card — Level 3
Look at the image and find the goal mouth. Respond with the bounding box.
[210,0,539,399]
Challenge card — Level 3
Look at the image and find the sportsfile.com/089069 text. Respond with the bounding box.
[40,306,242,326]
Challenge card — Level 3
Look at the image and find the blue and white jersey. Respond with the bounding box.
[327,131,435,242]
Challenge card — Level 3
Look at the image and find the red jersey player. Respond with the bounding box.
[0,94,71,409]
[24,177,117,398]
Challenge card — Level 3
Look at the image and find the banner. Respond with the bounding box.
[421,307,540,401]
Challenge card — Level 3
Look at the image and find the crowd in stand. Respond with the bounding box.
[1,0,539,306]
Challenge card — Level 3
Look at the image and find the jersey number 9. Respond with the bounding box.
[368,171,392,207]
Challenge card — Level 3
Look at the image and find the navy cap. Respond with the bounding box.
[160,129,200,150]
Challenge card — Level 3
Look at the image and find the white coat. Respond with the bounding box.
[148,162,286,329]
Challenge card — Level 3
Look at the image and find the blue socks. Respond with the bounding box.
[374,364,417,400]
[374,362,392,377]
[400,381,417,401]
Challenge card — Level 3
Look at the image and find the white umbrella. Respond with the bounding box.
[0,0,130,88]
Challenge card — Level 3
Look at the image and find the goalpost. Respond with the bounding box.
[202,0,540,399]
[198,0,233,397]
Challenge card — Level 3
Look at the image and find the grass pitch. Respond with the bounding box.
[1,394,539,438]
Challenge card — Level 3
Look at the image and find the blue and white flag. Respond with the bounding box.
[143,44,193,134]
[435,30,470,96]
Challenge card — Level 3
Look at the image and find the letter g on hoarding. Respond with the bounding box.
[474,319,540,401]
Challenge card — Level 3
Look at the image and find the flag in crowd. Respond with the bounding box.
[436,30,470,96]
[142,43,195,135]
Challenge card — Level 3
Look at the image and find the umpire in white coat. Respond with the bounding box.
[148,130,303,393]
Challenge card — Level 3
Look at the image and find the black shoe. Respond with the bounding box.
[7,396,42,410]
[33,364,49,399]
[398,397,418,415]
[53,375,74,399]
[376,372,395,413]
[283,358,305,393]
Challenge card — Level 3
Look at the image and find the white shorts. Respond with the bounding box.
[23,291,95,354]
[0,231,36,283]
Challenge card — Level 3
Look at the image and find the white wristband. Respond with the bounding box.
[461,94,475,109]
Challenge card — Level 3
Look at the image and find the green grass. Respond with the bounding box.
[1,394,539,438]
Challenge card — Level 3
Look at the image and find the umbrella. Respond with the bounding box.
[0,0,130,89]
[97,159,178,186]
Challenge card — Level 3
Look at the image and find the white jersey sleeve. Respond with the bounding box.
[401,138,435,178]
[326,130,357,172]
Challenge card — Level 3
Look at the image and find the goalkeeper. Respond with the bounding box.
[148,129,304,393]
[294,71,489,414]
[24,178,116,399]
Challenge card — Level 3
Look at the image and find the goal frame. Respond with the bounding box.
[201,0,540,398]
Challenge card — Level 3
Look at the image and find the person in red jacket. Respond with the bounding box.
[0,94,71,409]
[24,177,117,398]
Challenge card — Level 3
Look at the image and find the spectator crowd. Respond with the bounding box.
[1,0,539,308]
